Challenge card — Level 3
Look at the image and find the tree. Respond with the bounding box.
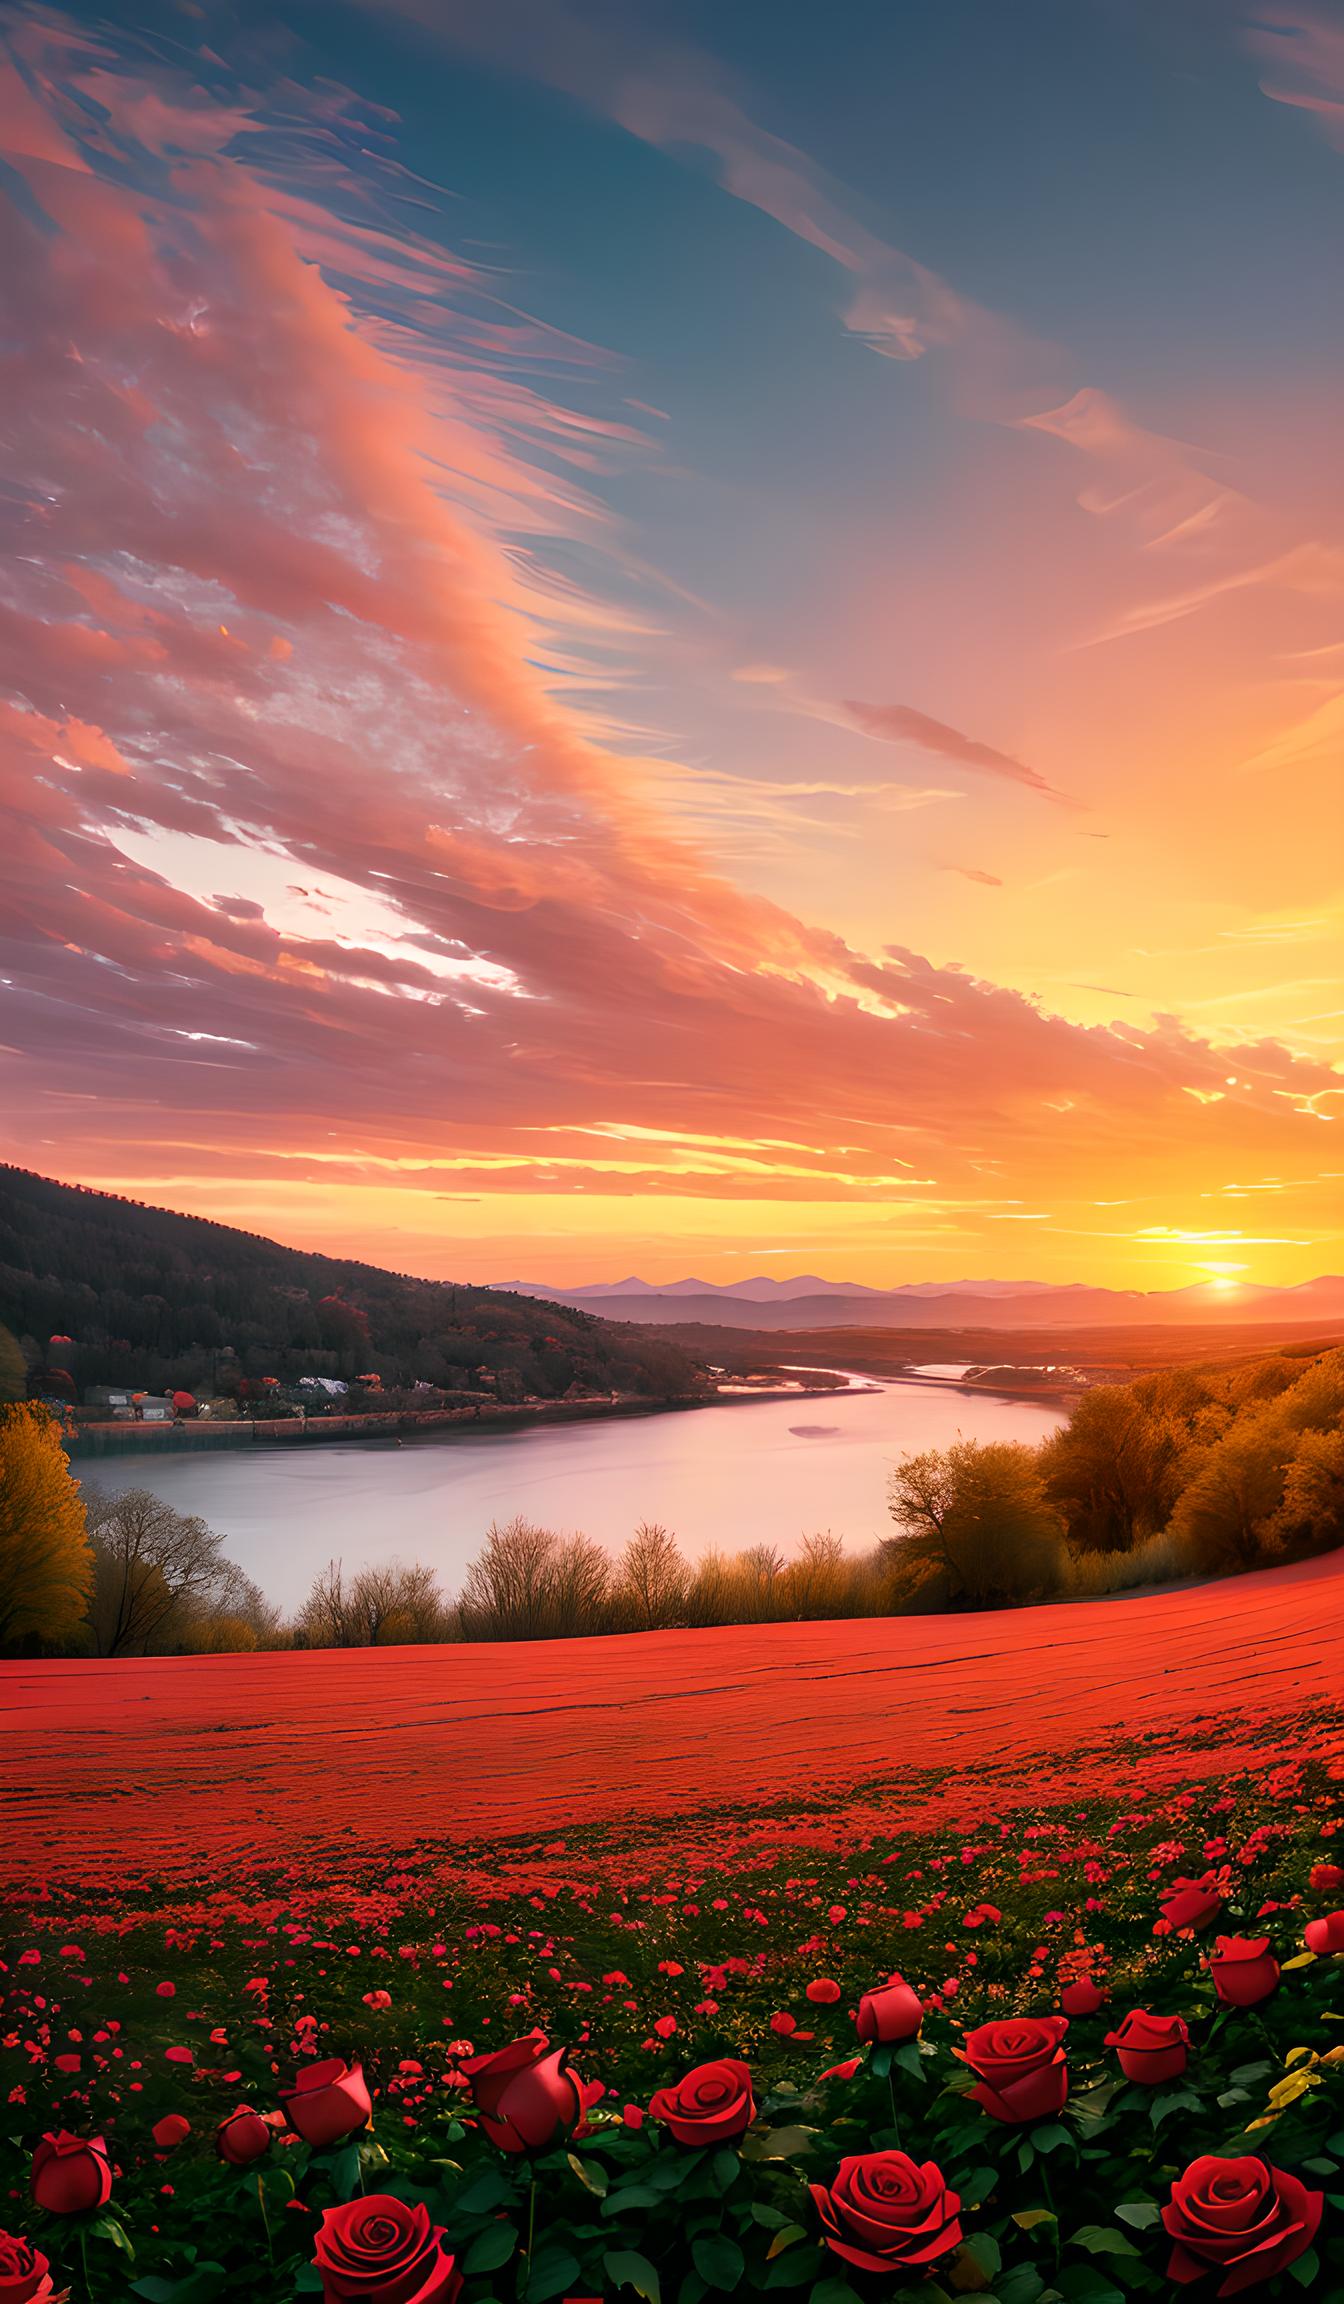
[84,1486,237,1655]
[887,1439,1066,1606]
[0,1403,92,1650]
[0,1324,26,1406]
[1263,1427,1344,1556]
[456,1517,613,1641]
[1039,1384,1185,1554]
[295,1558,450,1647]
[1165,1415,1289,1573]
[612,1522,689,1630]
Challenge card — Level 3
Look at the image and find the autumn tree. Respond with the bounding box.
[1039,1383,1185,1554]
[887,1439,1066,1606]
[456,1517,613,1640]
[0,1402,93,1650]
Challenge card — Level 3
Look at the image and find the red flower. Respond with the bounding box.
[30,2132,113,2215]
[806,1978,841,2005]
[152,2114,191,2151]
[1104,2009,1189,2085]
[0,2229,56,2304]
[1308,1864,1343,1893]
[458,2032,582,2155]
[1209,1937,1280,2009]
[217,2108,273,2167]
[1061,1977,1104,2017]
[953,2015,1069,2124]
[1162,2156,1321,2298]
[1305,1910,1344,1955]
[279,2059,372,2147]
[314,2195,462,2304]
[1160,1875,1224,1932]
[854,1976,923,2045]
[649,2058,755,2147]
[810,2151,962,2275]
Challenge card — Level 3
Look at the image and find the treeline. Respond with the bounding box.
[2,1343,1341,1656]
[0,1166,703,1402]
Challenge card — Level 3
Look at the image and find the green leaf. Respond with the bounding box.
[766,2249,822,2289]
[89,2216,134,2257]
[1150,2088,1200,2130]
[809,2282,865,2304]
[962,2233,1003,2279]
[1113,2202,1161,2231]
[893,2042,926,2083]
[1068,2228,1140,2259]
[602,2183,667,2217]
[768,2223,809,2260]
[454,2167,514,2216]
[1288,2249,1320,2288]
[996,2271,1048,2304]
[330,2142,363,2200]
[1031,2124,1073,2156]
[1050,2270,1124,2303]
[710,2147,740,2194]
[692,2233,745,2292]
[294,2274,324,2298]
[605,2249,663,2304]
[463,2222,519,2276]
[568,2153,609,2196]
[1013,2209,1057,2231]
[526,2240,580,2302]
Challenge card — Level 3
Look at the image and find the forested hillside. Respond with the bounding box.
[0,1168,705,1403]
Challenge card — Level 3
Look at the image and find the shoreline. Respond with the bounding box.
[61,1377,855,1461]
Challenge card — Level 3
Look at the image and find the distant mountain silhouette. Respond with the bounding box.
[490,1273,1344,1331]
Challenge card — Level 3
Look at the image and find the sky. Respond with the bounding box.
[0,0,1341,1291]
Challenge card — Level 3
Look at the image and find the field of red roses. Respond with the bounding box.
[5,1710,1344,2304]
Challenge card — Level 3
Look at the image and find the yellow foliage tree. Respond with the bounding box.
[0,1403,93,1650]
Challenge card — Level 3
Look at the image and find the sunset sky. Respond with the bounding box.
[2,0,1341,1289]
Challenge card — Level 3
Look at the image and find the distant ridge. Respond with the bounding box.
[489,1273,1344,1331]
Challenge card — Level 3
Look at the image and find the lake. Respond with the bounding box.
[81,1376,1064,1610]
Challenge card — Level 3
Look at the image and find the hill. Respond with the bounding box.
[500,1272,1344,1329]
[0,1167,705,1405]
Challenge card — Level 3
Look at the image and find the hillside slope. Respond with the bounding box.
[0,1167,704,1402]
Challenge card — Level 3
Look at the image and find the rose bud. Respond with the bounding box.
[810,2151,962,2276]
[458,2032,582,2155]
[807,1978,842,2005]
[1104,2009,1190,2085]
[1305,1911,1344,1955]
[855,1975,923,2045]
[1209,1936,1280,2009]
[314,2194,462,2304]
[216,2108,274,2167]
[1060,1977,1104,2017]
[279,2058,372,2147]
[1160,1874,1224,1932]
[0,2229,56,2304]
[952,2016,1069,2124]
[649,2059,755,2147]
[29,2132,113,2216]
[1162,2156,1321,2298]
[151,2114,191,2151]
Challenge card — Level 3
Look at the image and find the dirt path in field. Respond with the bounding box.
[3,1549,1341,1887]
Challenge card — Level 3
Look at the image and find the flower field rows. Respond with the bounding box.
[4,1714,1344,2303]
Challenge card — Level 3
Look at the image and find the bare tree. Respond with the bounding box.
[295,1558,451,1647]
[612,1521,688,1630]
[457,1517,614,1640]
[85,1486,238,1655]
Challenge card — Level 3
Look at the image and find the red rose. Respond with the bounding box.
[0,2230,55,2304]
[1162,2156,1321,2298]
[152,2115,191,2151]
[1309,1864,1343,1893]
[1305,1911,1344,1955]
[1161,1875,1224,1932]
[953,2016,1069,2124]
[30,2132,113,2215]
[1061,1977,1104,2017]
[1104,2009,1189,2085]
[280,2058,372,2147]
[810,2151,962,2275]
[1209,1937,1280,2010]
[648,2059,755,2147]
[217,2107,274,2167]
[314,2195,462,2304]
[458,2032,582,2155]
[855,1976,923,2045]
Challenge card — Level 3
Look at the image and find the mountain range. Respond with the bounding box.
[490,1274,1344,1331]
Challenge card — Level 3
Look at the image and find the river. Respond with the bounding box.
[81,1375,1063,1610]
